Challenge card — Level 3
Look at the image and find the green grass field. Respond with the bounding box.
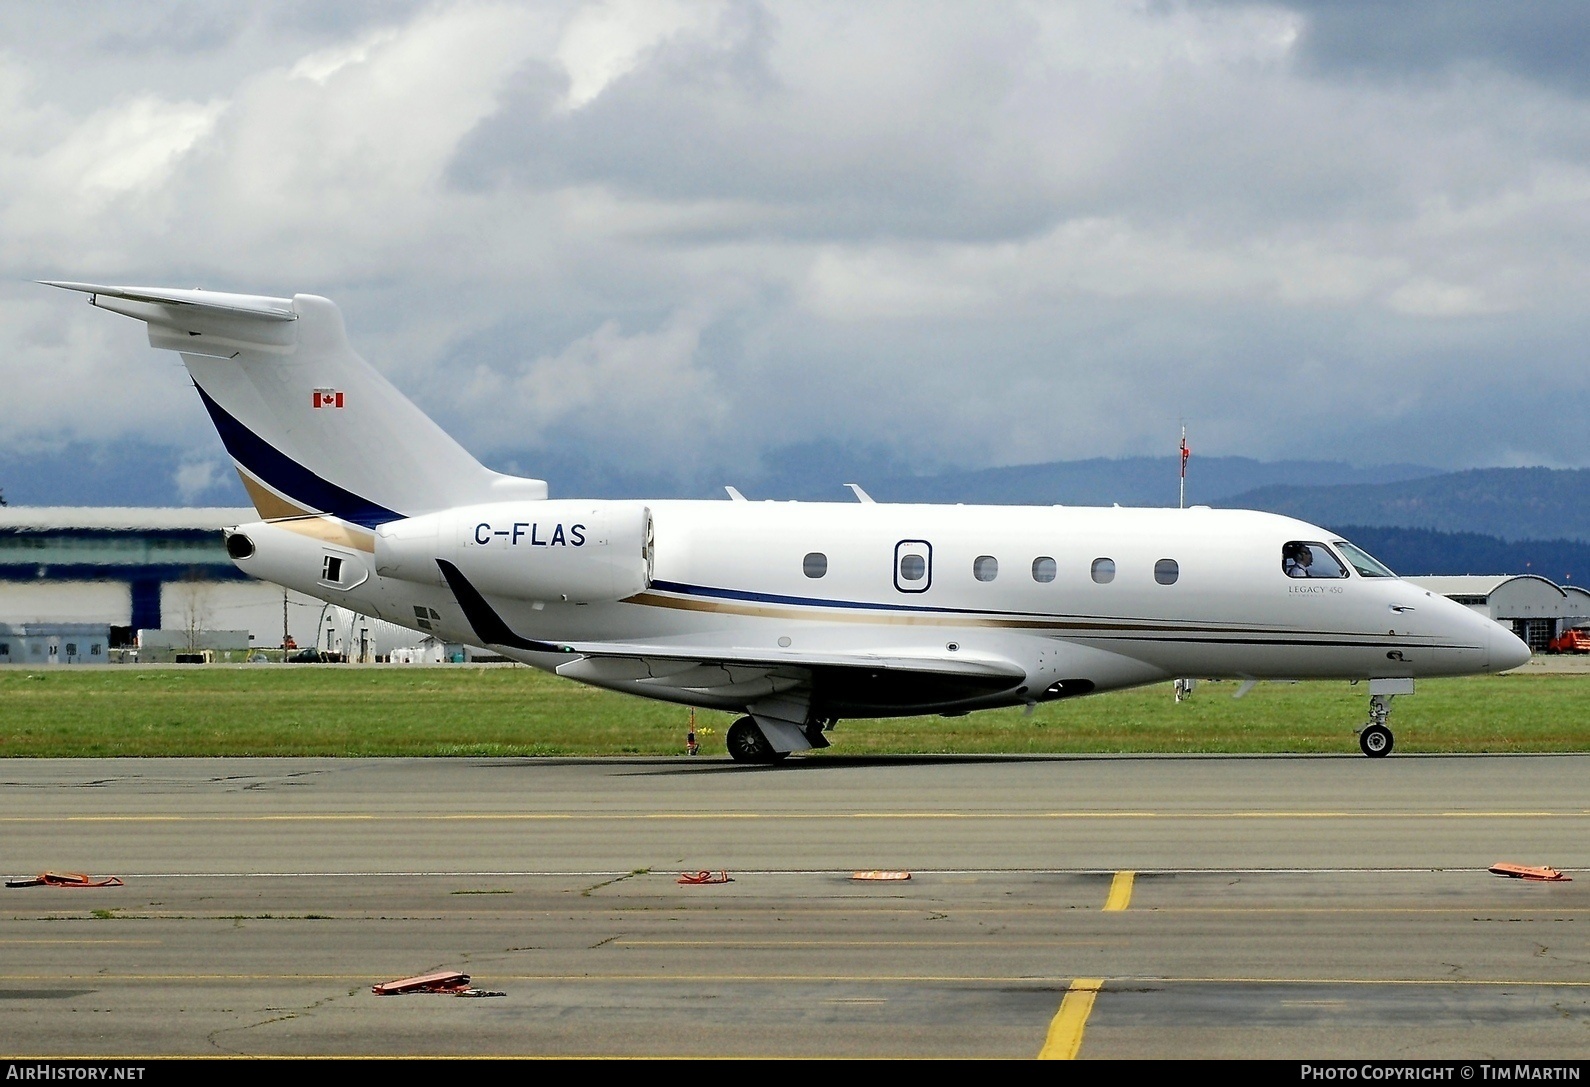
[0,663,1584,757]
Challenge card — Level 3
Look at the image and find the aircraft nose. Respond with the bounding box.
[1488,622,1532,672]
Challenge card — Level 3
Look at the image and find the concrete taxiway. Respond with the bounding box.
[1,753,1586,1059]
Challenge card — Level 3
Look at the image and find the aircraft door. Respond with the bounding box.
[894,540,932,593]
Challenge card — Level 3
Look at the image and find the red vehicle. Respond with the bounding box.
[1547,626,1590,654]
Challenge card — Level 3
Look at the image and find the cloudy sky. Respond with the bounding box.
[2,0,1588,502]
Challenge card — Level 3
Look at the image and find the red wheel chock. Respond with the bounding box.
[1489,862,1571,882]
[6,872,124,888]
[373,970,472,995]
[372,970,502,997]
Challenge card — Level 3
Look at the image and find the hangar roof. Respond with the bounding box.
[0,507,253,532]
[1404,575,1566,599]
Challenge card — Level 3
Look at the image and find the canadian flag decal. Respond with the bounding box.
[312,388,344,409]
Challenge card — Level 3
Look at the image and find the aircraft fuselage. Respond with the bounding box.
[229,499,1519,720]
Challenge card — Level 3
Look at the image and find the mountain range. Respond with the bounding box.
[2,441,1584,579]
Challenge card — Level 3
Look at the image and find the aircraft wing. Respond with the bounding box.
[437,558,1027,711]
[549,641,1027,684]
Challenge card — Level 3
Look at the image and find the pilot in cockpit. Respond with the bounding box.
[1283,542,1314,578]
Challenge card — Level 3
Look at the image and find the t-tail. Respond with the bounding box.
[42,282,547,526]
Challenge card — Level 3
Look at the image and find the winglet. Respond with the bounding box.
[725,486,748,502]
[436,559,566,653]
[844,483,875,503]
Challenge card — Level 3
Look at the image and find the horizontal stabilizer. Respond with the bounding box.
[44,281,298,359]
[42,281,297,320]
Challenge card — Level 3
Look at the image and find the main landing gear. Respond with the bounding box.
[726,716,789,765]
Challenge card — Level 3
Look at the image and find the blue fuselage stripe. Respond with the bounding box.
[642,580,1469,648]
[648,578,955,614]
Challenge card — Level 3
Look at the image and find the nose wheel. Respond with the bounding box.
[1355,691,1397,758]
[1358,722,1393,758]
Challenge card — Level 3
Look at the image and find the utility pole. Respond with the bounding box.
[282,590,289,658]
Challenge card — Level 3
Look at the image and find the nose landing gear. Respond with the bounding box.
[1355,678,1414,757]
[1357,711,1393,757]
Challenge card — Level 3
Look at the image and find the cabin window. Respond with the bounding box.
[894,540,932,592]
[1091,557,1115,584]
[1032,556,1057,583]
[1333,540,1397,578]
[321,555,344,584]
[1282,541,1348,579]
[803,552,828,578]
[973,555,999,582]
[1154,559,1179,585]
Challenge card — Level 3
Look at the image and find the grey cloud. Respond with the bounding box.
[3,0,1590,492]
[447,3,1063,244]
[1273,0,1590,96]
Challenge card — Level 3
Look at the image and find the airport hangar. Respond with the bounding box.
[0,507,449,665]
[0,507,1585,665]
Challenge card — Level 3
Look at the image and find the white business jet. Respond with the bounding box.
[47,282,1531,761]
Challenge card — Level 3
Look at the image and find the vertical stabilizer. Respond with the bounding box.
[44,282,546,525]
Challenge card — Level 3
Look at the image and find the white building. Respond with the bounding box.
[0,622,111,665]
[0,507,462,661]
[1406,575,1585,652]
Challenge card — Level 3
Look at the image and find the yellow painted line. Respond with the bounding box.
[1143,907,1590,915]
[1103,871,1134,911]
[1039,977,1103,1060]
[0,810,1580,824]
[0,939,159,946]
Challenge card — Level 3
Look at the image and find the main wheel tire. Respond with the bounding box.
[726,717,786,764]
[1359,723,1393,758]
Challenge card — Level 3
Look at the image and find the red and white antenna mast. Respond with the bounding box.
[1179,427,1190,509]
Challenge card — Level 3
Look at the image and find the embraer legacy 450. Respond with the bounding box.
[48,282,1531,761]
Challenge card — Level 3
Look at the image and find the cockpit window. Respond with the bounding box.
[1282,541,1348,579]
[1333,540,1397,578]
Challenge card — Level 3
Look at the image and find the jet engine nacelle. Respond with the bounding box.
[374,500,653,603]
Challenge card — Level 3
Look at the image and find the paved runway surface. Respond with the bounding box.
[1,754,1587,1059]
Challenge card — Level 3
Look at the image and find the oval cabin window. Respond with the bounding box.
[973,555,999,582]
[803,552,828,578]
[1032,556,1057,583]
[899,554,926,581]
[1091,557,1115,584]
[1155,558,1179,585]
